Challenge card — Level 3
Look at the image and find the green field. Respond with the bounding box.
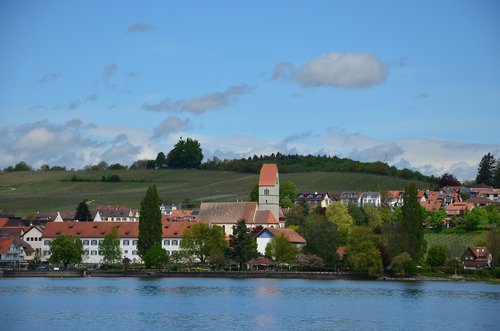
[0,169,430,217]
[424,231,486,252]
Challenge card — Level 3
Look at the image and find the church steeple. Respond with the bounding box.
[258,164,280,221]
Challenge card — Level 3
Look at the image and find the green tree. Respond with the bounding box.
[486,231,500,267]
[143,243,169,269]
[285,204,307,229]
[488,208,500,226]
[427,209,447,231]
[155,152,167,169]
[493,160,500,188]
[389,252,415,276]
[476,152,496,186]
[14,161,31,171]
[180,223,227,264]
[401,183,427,262]
[364,205,382,229]
[326,201,353,245]
[346,226,383,275]
[302,213,339,268]
[348,203,367,226]
[98,227,122,265]
[74,200,92,222]
[265,235,299,264]
[137,185,162,258]
[166,137,203,169]
[463,207,487,231]
[280,180,298,208]
[228,219,258,269]
[48,234,84,269]
[249,184,259,202]
[426,245,447,267]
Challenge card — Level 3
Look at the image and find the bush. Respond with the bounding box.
[427,245,447,267]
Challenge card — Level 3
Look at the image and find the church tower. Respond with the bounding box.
[258,163,280,221]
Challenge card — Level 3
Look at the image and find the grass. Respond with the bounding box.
[0,169,430,217]
[424,230,487,251]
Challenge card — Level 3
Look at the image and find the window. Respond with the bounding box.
[124,250,128,254]
[43,250,49,256]
[132,240,137,245]
[172,240,178,246]
[132,250,138,256]
[84,250,89,256]
[83,240,89,245]
[123,240,130,245]
[164,240,170,246]
[91,250,98,255]
[44,240,50,246]
[91,240,97,245]
[264,189,269,195]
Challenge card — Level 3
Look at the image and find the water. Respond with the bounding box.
[1,277,499,330]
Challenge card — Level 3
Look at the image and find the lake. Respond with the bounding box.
[1,277,499,330]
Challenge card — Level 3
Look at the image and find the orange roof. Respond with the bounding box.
[419,200,443,212]
[42,221,193,239]
[387,191,403,199]
[0,237,16,253]
[253,210,279,224]
[264,227,306,244]
[259,163,278,186]
[336,246,345,259]
[0,218,8,228]
[170,210,193,217]
[446,202,473,212]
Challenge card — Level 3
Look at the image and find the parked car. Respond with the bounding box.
[35,265,55,271]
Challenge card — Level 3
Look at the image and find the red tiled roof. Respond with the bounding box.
[468,246,490,259]
[253,210,279,225]
[0,218,8,228]
[259,164,278,186]
[419,200,443,212]
[0,237,15,253]
[199,202,257,224]
[42,221,193,239]
[446,202,473,212]
[264,227,306,244]
[336,246,345,260]
[387,191,403,199]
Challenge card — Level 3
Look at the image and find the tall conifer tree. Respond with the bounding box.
[401,183,426,262]
[137,185,162,258]
[476,153,496,186]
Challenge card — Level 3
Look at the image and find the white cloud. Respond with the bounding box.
[152,116,191,138]
[14,127,57,151]
[142,84,253,114]
[274,52,386,88]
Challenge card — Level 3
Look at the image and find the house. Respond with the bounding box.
[467,196,495,207]
[164,209,199,222]
[419,200,443,212]
[255,227,306,256]
[359,192,381,207]
[93,205,139,222]
[199,202,279,236]
[446,202,473,216]
[41,221,193,265]
[258,164,280,221]
[386,191,404,209]
[19,225,44,261]
[295,192,334,209]
[340,192,360,206]
[463,246,492,270]
[0,237,24,268]
[476,188,500,203]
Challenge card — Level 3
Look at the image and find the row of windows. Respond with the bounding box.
[25,237,41,242]
[44,239,181,246]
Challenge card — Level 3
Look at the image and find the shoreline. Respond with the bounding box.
[2,270,497,282]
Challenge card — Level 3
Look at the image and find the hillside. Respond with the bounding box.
[0,169,430,217]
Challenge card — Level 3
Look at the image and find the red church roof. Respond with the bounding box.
[259,164,278,186]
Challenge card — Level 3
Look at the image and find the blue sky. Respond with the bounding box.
[1,1,499,180]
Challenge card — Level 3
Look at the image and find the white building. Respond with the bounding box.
[255,227,306,256]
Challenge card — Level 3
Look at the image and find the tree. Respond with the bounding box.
[488,208,500,226]
[493,160,500,188]
[348,204,367,226]
[297,254,325,270]
[426,209,447,231]
[143,243,169,269]
[166,137,203,169]
[137,185,162,258]
[14,161,31,171]
[363,205,382,229]
[155,152,167,169]
[326,201,353,245]
[389,252,415,276]
[438,173,461,188]
[180,223,226,264]
[75,200,92,222]
[486,231,500,267]
[476,152,496,186]
[265,235,299,264]
[346,226,383,275]
[228,219,258,269]
[463,207,487,231]
[49,234,84,269]
[280,180,298,208]
[426,245,447,267]
[109,163,127,170]
[401,183,427,262]
[285,204,307,228]
[302,213,339,268]
[249,184,259,202]
[98,227,122,265]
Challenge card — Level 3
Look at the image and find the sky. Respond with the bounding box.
[1,1,499,181]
